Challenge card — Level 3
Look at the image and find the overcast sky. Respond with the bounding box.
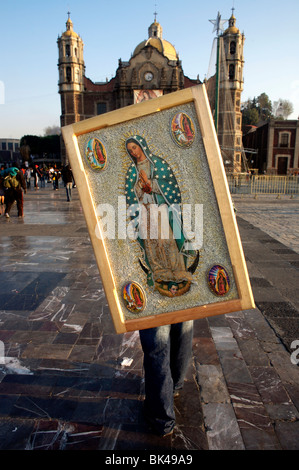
[1,0,298,138]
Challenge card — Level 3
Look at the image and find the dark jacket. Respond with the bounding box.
[62,165,73,184]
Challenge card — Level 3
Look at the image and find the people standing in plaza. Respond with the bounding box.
[25,167,31,189]
[0,165,5,215]
[52,165,61,190]
[61,164,74,201]
[40,167,46,187]
[2,166,27,218]
[32,164,42,190]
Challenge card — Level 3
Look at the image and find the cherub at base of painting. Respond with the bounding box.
[155,279,192,297]
[140,250,200,298]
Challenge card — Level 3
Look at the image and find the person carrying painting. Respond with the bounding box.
[125,135,195,437]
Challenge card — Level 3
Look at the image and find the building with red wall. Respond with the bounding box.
[243,120,299,175]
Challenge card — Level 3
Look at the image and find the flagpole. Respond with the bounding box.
[215,35,220,133]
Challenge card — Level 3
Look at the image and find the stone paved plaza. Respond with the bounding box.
[233,194,299,255]
[0,185,298,450]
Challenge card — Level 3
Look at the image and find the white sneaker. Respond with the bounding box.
[5,213,10,218]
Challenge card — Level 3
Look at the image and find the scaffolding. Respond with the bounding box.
[206,14,248,174]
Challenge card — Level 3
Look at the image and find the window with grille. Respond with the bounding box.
[280,133,289,147]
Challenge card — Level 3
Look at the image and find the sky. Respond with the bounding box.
[1,0,299,139]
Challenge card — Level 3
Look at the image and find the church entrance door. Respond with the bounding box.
[277,157,288,175]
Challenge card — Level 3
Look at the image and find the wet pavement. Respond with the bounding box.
[0,185,298,451]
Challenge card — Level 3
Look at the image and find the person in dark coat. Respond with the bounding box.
[61,164,74,201]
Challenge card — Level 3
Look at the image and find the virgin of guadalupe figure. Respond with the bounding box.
[171,112,195,147]
[182,114,195,142]
[124,135,198,297]
[86,138,106,170]
[216,269,229,295]
[94,140,105,164]
[123,282,145,312]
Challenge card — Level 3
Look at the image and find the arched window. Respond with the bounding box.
[66,44,71,57]
[229,64,235,80]
[66,67,71,82]
[230,41,236,55]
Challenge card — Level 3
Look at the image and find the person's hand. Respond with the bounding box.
[139,169,148,184]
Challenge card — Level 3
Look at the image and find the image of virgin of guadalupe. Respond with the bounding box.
[124,135,199,297]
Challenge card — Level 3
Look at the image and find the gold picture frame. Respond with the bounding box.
[62,85,255,334]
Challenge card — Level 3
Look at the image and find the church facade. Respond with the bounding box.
[57,13,245,171]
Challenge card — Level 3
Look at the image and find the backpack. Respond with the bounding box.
[3,174,19,189]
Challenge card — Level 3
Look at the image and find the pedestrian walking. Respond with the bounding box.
[52,165,61,190]
[139,321,194,436]
[61,164,74,201]
[1,166,27,218]
[33,164,42,190]
[0,165,5,215]
[40,167,46,187]
[25,167,31,189]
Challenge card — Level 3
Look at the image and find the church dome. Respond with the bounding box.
[62,17,79,38]
[133,38,178,61]
[133,20,178,61]
[224,14,240,34]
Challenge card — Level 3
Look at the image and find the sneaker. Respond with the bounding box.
[5,213,10,218]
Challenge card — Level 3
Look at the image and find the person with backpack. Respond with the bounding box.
[1,166,27,218]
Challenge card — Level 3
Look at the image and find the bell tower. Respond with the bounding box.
[148,18,163,38]
[219,10,245,172]
[57,13,85,128]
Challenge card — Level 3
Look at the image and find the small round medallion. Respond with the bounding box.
[208,265,230,296]
[123,282,146,313]
[171,112,195,148]
[85,138,107,170]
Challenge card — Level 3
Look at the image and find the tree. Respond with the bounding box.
[20,135,42,156]
[242,93,294,128]
[20,134,60,159]
[256,92,273,121]
[241,105,259,127]
[273,99,294,119]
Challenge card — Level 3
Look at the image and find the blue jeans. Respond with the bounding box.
[139,321,193,435]
[66,182,72,201]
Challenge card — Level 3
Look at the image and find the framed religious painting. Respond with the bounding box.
[62,85,255,334]
[134,89,163,103]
